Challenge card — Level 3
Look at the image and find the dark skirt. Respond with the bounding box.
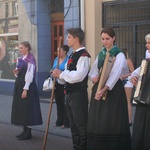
[87,80,131,150]
[11,74,43,126]
[132,104,150,150]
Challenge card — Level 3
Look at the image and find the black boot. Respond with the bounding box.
[18,127,32,140]
[72,131,80,150]
[16,126,27,138]
[78,127,87,150]
[79,132,87,150]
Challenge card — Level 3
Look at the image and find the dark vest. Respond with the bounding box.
[65,49,91,94]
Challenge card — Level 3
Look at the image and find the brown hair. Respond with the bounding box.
[61,45,69,53]
[67,28,85,44]
[20,41,32,51]
[101,27,116,43]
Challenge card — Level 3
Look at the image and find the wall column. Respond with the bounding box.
[85,0,102,98]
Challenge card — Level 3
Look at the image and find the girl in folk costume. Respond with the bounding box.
[129,33,150,150]
[87,27,131,150]
[11,41,43,140]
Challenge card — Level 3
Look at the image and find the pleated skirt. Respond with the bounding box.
[132,104,150,150]
[11,74,43,126]
[87,80,131,150]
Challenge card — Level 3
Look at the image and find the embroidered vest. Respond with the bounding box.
[65,49,90,93]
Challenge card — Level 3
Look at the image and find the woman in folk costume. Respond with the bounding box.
[120,48,134,126]
[52,45,70,128]
[11,41,43,140]
[87,27,131,150]
[129,33,150,150]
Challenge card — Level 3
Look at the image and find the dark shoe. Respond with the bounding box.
[18,128,32,140]
[16,126,27,138]
[16,131,25,138]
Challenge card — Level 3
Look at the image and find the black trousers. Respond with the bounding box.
[65,90,88,150]
[54,82,69,126]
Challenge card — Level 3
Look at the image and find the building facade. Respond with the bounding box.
[0,0,150,96]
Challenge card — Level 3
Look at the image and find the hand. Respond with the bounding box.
[131,76,138,86]
[120,75,124,80]
[95,89,104,100]
[92,76,99,84]
[95,85,108,100]
[13,68,21,75]
[52,69,62,78]
[22,89,27,99]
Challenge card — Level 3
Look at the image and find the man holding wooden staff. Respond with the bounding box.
[52,27,91,150]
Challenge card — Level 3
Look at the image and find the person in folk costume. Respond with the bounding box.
[11,41,43,140]
[52,28,91,150]
[128,33,150,150]
[52,45,70,128]
[120,48,134,126]
[87,27,131,150]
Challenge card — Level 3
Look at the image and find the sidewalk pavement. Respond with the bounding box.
[0,94,136,150]
[0,94,72,150]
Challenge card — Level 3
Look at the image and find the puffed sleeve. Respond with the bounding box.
[59,56,90,83]
[105,52,126,90]
[88,56,99,81]
[23,63,35,90]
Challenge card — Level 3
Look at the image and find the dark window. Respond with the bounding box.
[50,0,64,13]
[0,1,18,80]
[102,0,150,67]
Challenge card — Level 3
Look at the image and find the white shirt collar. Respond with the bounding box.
[73,47,85,53]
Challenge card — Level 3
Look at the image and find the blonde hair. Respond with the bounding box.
[145,33,150,40]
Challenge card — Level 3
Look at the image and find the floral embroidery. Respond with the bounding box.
[67,59,73,65]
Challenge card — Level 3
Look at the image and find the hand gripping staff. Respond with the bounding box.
[42,36,62,150]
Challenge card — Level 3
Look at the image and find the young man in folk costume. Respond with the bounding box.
[52,28,91,150]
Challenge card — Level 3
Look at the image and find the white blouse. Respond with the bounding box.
[128,49,150,81]
[89,52,126,90]
[59,47,91,84]
[16,56,35,90]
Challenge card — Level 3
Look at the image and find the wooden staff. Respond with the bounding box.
[42,36,62,150]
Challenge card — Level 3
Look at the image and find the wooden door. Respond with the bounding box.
[51,21,64,63]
